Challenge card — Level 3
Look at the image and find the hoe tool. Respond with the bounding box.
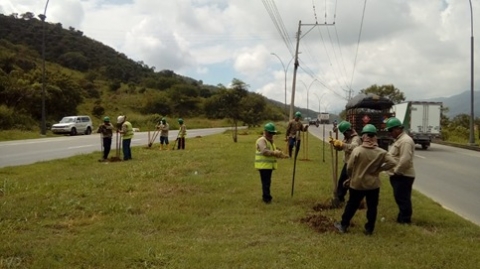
[148,128,161,148]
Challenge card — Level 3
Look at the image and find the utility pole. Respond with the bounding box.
[289,20,335,120]
[39,0,50,136]
[468,0,476,145]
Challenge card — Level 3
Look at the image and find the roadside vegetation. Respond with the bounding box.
[1,128,479,268]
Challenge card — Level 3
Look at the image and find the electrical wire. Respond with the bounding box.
[350,0,368,99]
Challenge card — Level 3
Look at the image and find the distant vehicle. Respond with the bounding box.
[318,112,330,124]
[51,116,93,136]
[309,119,319,127]
[392,101,442,150]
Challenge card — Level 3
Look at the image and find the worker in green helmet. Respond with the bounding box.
[285,111,309,158]
[177,118,187,150]
[334,124,397,235]
[156,117,170,150]
[329,120,362,202]
[96,116,114,162]
[255,122,289,204]
[385,117,416,224]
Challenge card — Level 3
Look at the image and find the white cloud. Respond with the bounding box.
[1,0,479,114]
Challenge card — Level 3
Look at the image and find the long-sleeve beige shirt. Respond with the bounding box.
[388,132,416,178]
[339,134,362,163]
[285,120,308,139]
[347,146,397,190]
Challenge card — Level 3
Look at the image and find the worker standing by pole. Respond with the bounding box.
[285,111,309,158]
[255,122,288,204]
[329,121,362,205]
[117,115,133,161]
[334,124,397,235]
[177,118,187,150]
[96,116,114,162]
[156,117,170,150]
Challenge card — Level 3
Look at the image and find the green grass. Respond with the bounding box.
[1,129,479,268]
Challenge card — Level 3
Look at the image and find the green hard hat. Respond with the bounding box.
[161,117,166,123]
[361,124,377,135]
[264,122,277,133]
[178,118,184,124]
[337,121,351,133]
[103,116,110,122]
[385,117,403,131]
[295,111,302,118]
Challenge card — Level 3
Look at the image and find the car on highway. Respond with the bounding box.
[51,115,93,136]
[309,119,319,127]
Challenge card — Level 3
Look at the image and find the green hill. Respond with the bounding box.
[0,13,327,132]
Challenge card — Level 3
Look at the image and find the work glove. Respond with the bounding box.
[343,179,351,188]
[273,150,288,158]
[333,140,344,148]
[328,136,335,144]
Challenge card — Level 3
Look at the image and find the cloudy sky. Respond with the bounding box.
[0,0,477,114]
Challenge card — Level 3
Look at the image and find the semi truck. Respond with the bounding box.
[345,93,395,151]
[391,101,442,150]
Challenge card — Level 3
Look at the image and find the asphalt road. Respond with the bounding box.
[0,127,230,168]
[308,125,480,226]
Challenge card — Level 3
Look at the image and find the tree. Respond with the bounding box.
[227,79,249,142]
[359,84,406,104]
[239,93,267,127]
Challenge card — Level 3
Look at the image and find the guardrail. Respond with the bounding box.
[432,139,480,152]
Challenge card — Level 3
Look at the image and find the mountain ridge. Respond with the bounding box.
[419,90,480,118]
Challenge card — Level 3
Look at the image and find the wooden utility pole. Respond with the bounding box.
[289,20,334,120]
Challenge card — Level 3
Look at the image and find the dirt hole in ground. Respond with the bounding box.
[301,214,336,233]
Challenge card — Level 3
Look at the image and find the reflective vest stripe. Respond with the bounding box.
[255,137,277,170]
[122,122,134,139]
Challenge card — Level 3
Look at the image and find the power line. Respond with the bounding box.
[350,0,368,99]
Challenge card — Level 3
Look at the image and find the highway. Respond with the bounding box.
[0,127,230,168]
[309,124,480,226]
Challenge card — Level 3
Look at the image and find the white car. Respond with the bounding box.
[51,116,93,136]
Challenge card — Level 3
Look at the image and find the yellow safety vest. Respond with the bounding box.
[122,121,134,140]
[179,125,187,138]
[255,137,277,170]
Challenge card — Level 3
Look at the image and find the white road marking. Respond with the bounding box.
[67,145,94,149]
[415,154,426,159]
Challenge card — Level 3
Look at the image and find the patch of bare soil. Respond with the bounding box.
[300,214,336,233]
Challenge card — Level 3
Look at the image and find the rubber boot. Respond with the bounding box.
[159,144,164,150]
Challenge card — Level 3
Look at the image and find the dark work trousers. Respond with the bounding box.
[177,137,185,150]
[259,169,273,203]
[288,137,300,158]
[122,138,132,160]
[341,188,380,233]
[390,174,415,223]
[337,164,349,202]
[102,137,112,160]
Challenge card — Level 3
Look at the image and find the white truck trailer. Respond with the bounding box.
[391,101,442,150]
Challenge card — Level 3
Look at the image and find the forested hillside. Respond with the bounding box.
[0,13,298,131]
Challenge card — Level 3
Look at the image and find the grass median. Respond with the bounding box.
[1,128,479,268]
